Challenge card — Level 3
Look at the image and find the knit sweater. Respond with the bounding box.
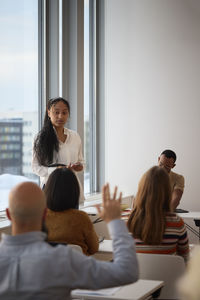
[133,212,189,262]
[46,208,99,255]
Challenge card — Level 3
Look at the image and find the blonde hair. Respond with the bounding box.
[127,166,172,244]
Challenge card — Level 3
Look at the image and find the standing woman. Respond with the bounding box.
[32,97,84,203]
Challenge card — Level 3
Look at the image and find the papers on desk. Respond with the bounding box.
[72,286,120,297]
[81,206,98,215]
[121,209,131,216]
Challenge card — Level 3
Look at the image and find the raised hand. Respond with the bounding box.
[96,183,122,223]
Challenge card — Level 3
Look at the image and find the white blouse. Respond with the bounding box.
[32,128,85,203]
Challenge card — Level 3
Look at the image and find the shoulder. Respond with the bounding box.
[72,210,94,227]
[46,209,63,220]
[64,128,81,141]
[59,210,94,233]
[170,171,184,181]
[46,209,90,223]
[46,208,56,216]
[170,171,185,190]
[72,209,91,220]
[64,128,80,137]
[165,212,184,225]
[61,208,90,218]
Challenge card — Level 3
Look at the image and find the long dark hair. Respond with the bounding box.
[44,168,80,211]
[34,97,70,166]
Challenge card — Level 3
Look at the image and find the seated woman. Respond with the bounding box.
[127,166,189,262]
[44,168,99,255]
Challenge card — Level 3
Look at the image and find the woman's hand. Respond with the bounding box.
[67,162,83,172]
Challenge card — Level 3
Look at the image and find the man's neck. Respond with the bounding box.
[11,224,42,236]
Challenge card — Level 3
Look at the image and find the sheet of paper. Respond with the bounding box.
[81,206,98,215]
[72,286,121,296]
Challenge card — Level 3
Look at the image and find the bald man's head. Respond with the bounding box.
[8,182,46,227]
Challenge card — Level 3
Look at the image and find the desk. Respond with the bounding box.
[178,212,200,219]
[98,239,113,252]
[178,212,200,242]
[81,206,131,217]
[81,207,131,240]
[81,206,98,215]
[93,239,113,261]
[71,279,164,300]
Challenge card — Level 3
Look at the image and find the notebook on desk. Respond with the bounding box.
[48,163,66,167]
[175,208,189,213]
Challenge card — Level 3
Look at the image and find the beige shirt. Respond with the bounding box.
[169,171,185,192]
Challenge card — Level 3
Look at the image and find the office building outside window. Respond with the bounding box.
[0,0,38,210]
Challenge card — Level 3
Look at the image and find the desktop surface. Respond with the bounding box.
[71,279,164,300]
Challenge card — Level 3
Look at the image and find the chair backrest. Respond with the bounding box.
[137,253,185,299]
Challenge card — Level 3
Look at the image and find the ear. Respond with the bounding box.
[47,110,51,118]
[158,156,160,162]
[172,163,176,169]
[6,208,12,221]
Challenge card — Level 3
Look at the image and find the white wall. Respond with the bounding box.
[104,0,200,211]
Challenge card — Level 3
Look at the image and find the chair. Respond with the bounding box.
[136,253,186,299]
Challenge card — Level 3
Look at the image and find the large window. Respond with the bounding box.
[0,0,39,210]
[84,0,96,195]
[0,0,99,213]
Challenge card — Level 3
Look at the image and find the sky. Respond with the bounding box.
[0,0,38,112]
[0,0,90,117]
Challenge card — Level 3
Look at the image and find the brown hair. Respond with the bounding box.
[127,166,172,244]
